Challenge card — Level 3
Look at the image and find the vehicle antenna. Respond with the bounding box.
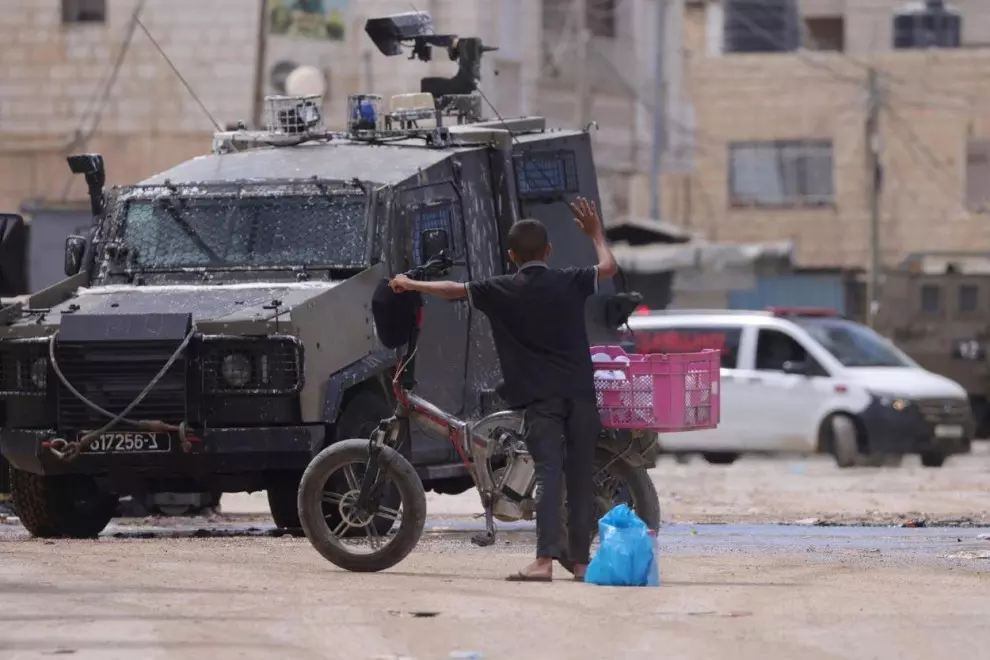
[135,18,222,132]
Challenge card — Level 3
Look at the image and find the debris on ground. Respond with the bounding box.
[945,551,990,560]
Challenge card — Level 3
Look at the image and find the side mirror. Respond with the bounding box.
[420,228,450,264]
[782,360,811,376]
[64,235,86,277]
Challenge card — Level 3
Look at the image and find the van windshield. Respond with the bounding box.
[796,318,913,368]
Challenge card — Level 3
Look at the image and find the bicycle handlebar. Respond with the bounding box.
[403,251,454,282]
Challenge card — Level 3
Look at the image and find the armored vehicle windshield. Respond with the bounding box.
[115,193,367,273]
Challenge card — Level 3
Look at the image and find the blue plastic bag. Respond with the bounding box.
[585,504,660,587]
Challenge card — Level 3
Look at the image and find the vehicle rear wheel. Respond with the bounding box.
[9,467,117,538]
[702,452,739,465]
[920,453,947,468]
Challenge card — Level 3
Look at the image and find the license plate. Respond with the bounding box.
[80,431,171,454]
[934,424,964,440]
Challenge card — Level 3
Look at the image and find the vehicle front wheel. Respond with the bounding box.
[9,467,117,538]
[826,414,860,468]
[267,471,304,535]
[920,453,947,468]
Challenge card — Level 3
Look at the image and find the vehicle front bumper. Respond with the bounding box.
[859,400,973,456]
[1,426,325,477]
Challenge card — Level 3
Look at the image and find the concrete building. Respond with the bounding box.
[0,0,684,230]
[638,0,990,269]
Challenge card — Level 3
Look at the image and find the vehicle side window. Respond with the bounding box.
[755,329,823,373]
[632,326,742,369]
[412,203,455,266]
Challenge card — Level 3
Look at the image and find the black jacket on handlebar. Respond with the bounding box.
[371,279,422,350]
[371,252,454,350]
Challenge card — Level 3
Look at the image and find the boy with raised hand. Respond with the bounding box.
[389,197,618,582]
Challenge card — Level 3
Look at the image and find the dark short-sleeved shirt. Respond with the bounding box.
[466,262,599,408]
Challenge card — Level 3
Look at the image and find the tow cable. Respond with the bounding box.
[41,327,200,462]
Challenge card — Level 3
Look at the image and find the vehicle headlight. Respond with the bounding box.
[221,353,252,388]
[29,357,47,389]
[875,393,911,411]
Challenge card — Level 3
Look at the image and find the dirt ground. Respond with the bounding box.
[1,447,989,660]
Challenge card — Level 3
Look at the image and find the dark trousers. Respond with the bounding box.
[522,397,601,564]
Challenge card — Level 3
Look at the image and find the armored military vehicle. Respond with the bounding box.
[872,252,990,438]
[0,12,643,538]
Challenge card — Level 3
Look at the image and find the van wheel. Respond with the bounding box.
[702,452,739,465]
[920,453,947,468]
[827,414,860,468]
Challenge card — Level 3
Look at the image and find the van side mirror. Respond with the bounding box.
[64,235,86,276]
[420,228,450,264]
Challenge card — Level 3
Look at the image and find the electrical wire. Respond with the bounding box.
[136,17,222,132]
[56,0,149,201]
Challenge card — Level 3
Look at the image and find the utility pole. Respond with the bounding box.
[575,0,592,127]
[866,67,883,327]
[650,0,667,221]
[252,0,270,130]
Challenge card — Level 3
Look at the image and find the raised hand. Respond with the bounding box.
[569,196,602,238]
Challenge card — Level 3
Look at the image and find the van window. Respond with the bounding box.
[631,326,741,369]
[795,317,911,367]
[755,329,824,374]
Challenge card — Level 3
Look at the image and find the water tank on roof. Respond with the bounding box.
[893,0,961,49]
[723,0,801,54]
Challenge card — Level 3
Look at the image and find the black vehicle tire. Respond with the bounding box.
[298,439,427,573]
[267,471,305,536]
[559,451,661,575]
[920,453,947,468]
[827,414,860,468]
[9,467,117,539]
[702,452,739,465]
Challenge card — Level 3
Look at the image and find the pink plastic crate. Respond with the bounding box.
[590,345,721,431]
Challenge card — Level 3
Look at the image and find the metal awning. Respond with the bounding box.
[612,240,796,275]
[603,216,692,245]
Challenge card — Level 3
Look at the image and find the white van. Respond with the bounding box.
[624,308,973,468]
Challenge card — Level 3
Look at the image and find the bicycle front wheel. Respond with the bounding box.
[297,439,427,572]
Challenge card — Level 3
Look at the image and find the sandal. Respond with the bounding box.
[505,571,553,582]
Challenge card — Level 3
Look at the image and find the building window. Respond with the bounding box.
[62,0,106,24]
[966,139,990,212]
[729,140,834,208]
[958,284,979,313]
[920,284,941,314]
[804,17,844,52]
